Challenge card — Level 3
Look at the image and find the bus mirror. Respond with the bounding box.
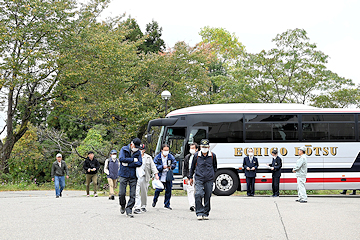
[146,133,152,143]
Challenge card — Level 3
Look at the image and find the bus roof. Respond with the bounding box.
[167,103,360,117]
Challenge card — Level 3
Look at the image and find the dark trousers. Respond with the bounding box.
[195,180,213,217]
[272,176,280,196]
[119,177,137,214]
[153,180,172,208]
[246,177,255,196]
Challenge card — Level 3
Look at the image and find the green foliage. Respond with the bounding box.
[142,20,166,53]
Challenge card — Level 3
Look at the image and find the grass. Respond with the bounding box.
[0,182,347,196]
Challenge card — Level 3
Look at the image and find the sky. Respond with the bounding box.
[101,0,360,84]
[1,0,360,138]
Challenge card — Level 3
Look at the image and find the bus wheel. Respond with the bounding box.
[213,169,239,196]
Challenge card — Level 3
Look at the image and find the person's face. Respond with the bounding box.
[248,149,253,155]
[298,149,303,155]
[88,153,94,160]
[130,142,135,149]
[56,157,62,162]
[162,147,169,153]
[271,154,276,158]
[190,145,197,151]
[141,149,145,155]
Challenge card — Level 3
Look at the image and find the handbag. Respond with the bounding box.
[152,179,164,189]
[166,169,174,181]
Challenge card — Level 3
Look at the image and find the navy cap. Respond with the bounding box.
[110,149,117,154]
[132,138,141,148]
[200,139,210,147]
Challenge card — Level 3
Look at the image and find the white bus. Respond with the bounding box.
[146,103,360,196]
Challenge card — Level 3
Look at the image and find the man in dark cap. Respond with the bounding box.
[118,138,143,218]
[267,149,282,197]
[189,139,217,220]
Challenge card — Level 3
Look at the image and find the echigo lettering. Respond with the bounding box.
[234,145,338,157]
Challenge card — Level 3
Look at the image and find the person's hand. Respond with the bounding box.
[292,169,296,173]
[92,168,96,171]
[155,174,159,180]
[52,178,54,181]
[134,158,138,162]
[246,167,250,171]
[163,165,168,169]
[270,167,274,170]
[251,167,255,170]
[189,179,193,186]
[66,175,69,179]
[185,178,188,185]
[87,168,91,172]
[266,163,270,166]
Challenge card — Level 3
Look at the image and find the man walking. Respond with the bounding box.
[243,148,259,196]
[189,139,217,220]
[104,149,120,200]
[119,138,142,218]
[51,153,69,198]
[152,144,177,210]
[183,143,198,212]
[83,151,100,197]
[134,144,159,214]
[268,149,282,197]
[293,146,308,203]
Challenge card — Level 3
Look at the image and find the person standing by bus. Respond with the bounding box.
[134,144,159,214]
[243,148,259,196]
[293,146,308,203]
[118,138,142,218]
[104,149,120,200]
[189,139,217,220]
[152,144,177,210]
[267,149,282,197]
[183,143,198,212]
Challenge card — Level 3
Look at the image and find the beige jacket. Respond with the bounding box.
[141,153,158,182]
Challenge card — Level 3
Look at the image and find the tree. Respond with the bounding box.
[141,20,165,54]
[0,0,110,173]
[217,28,355,104]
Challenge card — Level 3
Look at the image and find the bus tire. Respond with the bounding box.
[213,169,239,196]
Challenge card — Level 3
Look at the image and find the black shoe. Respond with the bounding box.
[56,196,59,198]
[299,200,307,203]
[141,208,147,212]
[350,191,356,195]
[111,196,115,200]
[152,202,156,207]
[270,195,275,197]
[164,206,172,210]
[126,213,134,218]
[134,209,141,214]
[120,206,125,214]
[190,206,195,212]
[340,190,347,194]
[108,196,112,200]
[60,192,62,197]
[295,199,300,202]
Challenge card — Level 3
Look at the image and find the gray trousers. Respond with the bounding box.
[119,177,137,214]
[297,177,307,201]
[134,176,149,210]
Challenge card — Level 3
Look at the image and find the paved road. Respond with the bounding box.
[0,191,359,240]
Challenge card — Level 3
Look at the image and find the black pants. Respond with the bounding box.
[119,177,137,214]
[194,180,213,217]
[246,177,255,196]
[272,176,280,196]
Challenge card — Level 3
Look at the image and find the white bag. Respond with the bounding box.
[152,179,164,189]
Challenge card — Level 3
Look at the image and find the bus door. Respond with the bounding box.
[188,127,208,147]
[164,127,187,174]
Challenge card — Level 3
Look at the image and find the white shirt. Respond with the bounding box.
[160,154,168,182]
[57,161,61,168]
[189,155,194,170]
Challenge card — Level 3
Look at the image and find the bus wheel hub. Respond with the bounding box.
[216,174,233,191]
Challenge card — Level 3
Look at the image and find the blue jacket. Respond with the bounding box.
[189,152,217,182]
[154,153,177,180]
[118,144,142,179]
[243,156,259,178]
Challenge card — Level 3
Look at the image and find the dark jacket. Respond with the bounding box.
[83,157,100,174]
[51,160,68,178]
[154,152,176,180]
[189,152,217,182]
[118,144,142,179]
[269,156,282,178]
[105,158,120,179]
[243,156,259,178]
[182,153,193,178]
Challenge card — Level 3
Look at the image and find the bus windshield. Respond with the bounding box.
[165,127,186,158]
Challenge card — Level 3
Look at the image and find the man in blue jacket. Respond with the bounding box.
[189,139,217,220]
[243,148,259,196]
[152,144,177,210]
[118,138,142,218]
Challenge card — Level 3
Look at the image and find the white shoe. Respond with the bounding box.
[87,195,90,197]
[197,216,203,220]
[94,194,98,197]
[203,216,209,220]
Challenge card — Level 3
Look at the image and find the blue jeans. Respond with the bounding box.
[195,180,213,217]
[54,176,65,196]
[153,180,172,208]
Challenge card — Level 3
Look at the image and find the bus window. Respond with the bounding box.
[245,123,272,140]
[273,123,298,140]
[302,123,328,140]
[194,120,243,143]
[189,128,207,145]
[165,128,186,158]
[329,123,355,140]
[303,114,354,122]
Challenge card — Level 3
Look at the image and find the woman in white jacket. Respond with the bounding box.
[134,144,159,214]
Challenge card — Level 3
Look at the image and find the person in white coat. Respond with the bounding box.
[134,144,159,214]
[183,143,198,211]
[293,146,308,203]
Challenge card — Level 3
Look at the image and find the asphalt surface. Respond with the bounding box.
[0,191,359,240]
